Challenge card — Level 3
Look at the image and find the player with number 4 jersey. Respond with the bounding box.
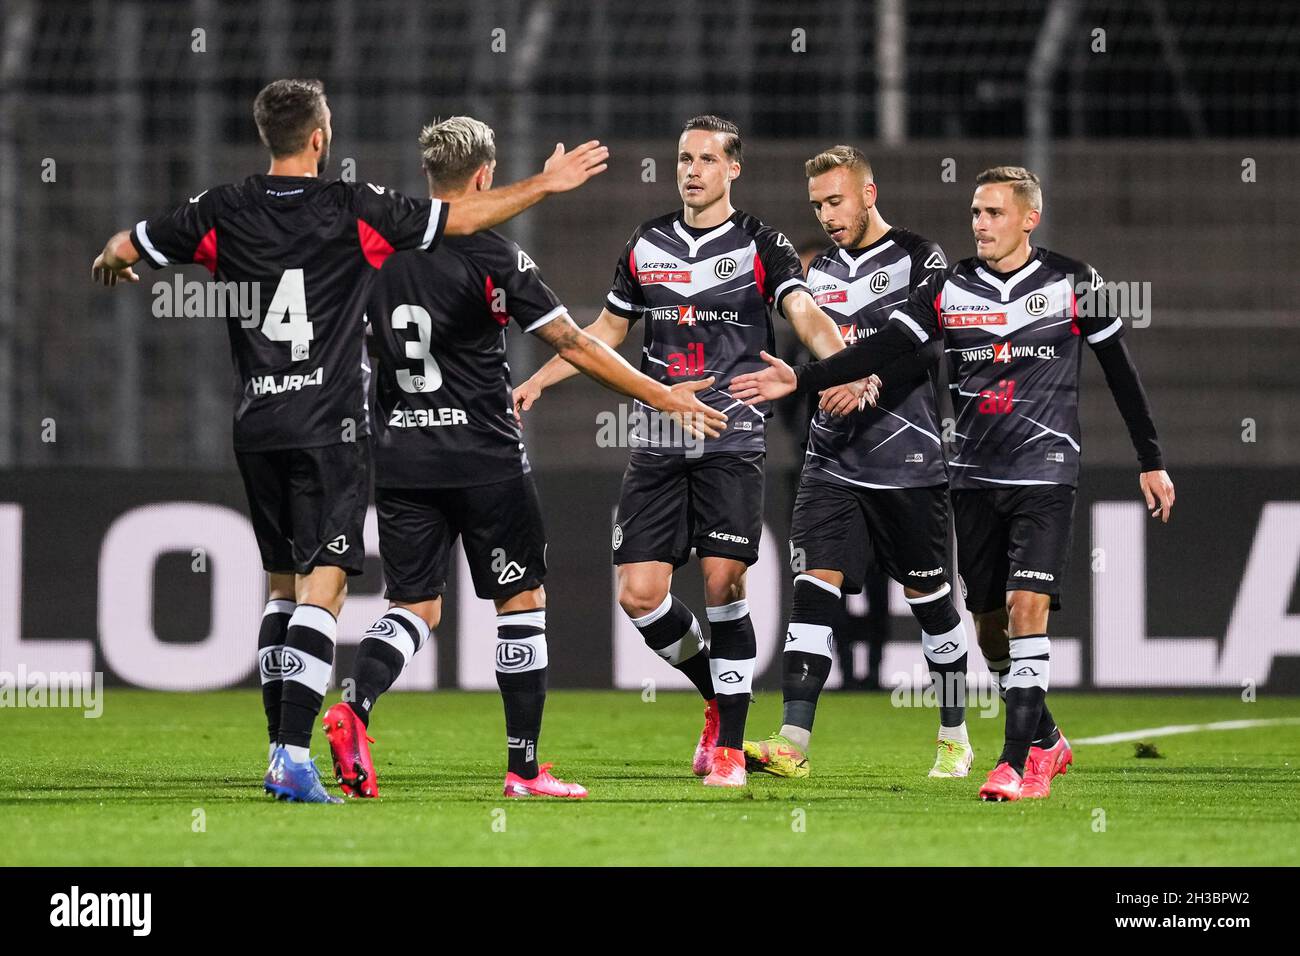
[91,80,609,802]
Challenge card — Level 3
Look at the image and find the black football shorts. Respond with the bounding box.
[235,440,370,576]
[375,474,547,603]
[952,484,1077,613]
[611,450,764,567]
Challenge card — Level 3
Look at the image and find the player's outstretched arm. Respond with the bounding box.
[524,313,726,440]
[1093,338,1175,522]
[443,141,609,236]
[513,308,630,411]
[90,230,142,286]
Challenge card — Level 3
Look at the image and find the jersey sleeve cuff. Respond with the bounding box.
[130,220,168,268]
[524,305,567,333]
[772,277,808,313]
[605,293,642,320]
[889,309,930,344]
[420,198,449,251]
[1086,317,1124,346]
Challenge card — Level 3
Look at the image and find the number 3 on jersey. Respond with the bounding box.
[261,268,314,360]
[390,303,443,393]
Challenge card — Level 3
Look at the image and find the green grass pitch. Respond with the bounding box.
[4,690,1298,866]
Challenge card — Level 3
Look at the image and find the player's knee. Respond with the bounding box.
[497,586,545,614]
[972,610,1009,657]
[393,599,440,631]
[702,569,746,607]
[617,577,668,619]
[1006,591,1049,635]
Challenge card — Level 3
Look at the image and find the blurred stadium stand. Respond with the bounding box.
[2,0,1297,472]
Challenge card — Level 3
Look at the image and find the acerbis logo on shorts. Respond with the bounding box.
[908,567,944,577]
[365,618,398,640]
[496,642,536,670]
[1013,568,1055,582]
[326,535,349,555]
[612,524,623,550]
[707,530,750,544]
[260,648,305,679]
[496,561,525,585]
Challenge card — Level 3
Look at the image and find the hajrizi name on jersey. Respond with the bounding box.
[959,342,1058,363]
[250,367,323,395]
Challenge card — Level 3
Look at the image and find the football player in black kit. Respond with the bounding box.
[732,166,1175,801]
[515,117,863,787]
[743,146,974,781]
[321,117,725,799]
[90,79,610,803]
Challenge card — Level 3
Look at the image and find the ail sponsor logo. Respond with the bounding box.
[667,342,706,377]
[250,367,323,395]
[977,379,1016,414]
[943,310,1006,327]
[388,407,469,427]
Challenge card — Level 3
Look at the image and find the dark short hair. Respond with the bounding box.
[253,79,328,157]
[681,114,742,163]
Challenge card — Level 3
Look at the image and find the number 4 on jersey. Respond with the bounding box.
[261,268,314,360]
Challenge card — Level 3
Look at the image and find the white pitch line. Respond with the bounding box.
[1074,717,1300,746]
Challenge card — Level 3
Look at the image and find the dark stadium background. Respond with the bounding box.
[2,0,1297,691]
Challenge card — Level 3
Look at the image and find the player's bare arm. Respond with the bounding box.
[526,313,726,439]
[513,307,631,411]
[443,141,609,236]
[90,229,141,286]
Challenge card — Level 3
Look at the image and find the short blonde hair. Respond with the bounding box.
[419,116,496,190]
[975,165,1042,211]
[804,145,873,180]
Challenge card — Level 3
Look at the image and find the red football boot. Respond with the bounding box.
[321,702,379,798]
[503,762,588,798]
[693,699,720,776]
[1022,734,1073,799]
[978,761,1023,802]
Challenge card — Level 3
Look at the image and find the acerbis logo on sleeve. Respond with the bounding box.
[1012,568,1055,581]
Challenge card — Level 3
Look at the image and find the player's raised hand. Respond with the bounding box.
[729,351,796,406]
[541,141,610,193]
[1140,469,1175,523]
[513,378,543,416]
[91,250,140,286]
[660,377,728,440]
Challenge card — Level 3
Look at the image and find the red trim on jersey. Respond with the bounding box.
[485,275,507,326]
[193,228,217,275]
[358,218,395,270]
[754,251,767,301]
[1069,286,1081,335]
[628,248,637,282]
[933,289,942,317]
